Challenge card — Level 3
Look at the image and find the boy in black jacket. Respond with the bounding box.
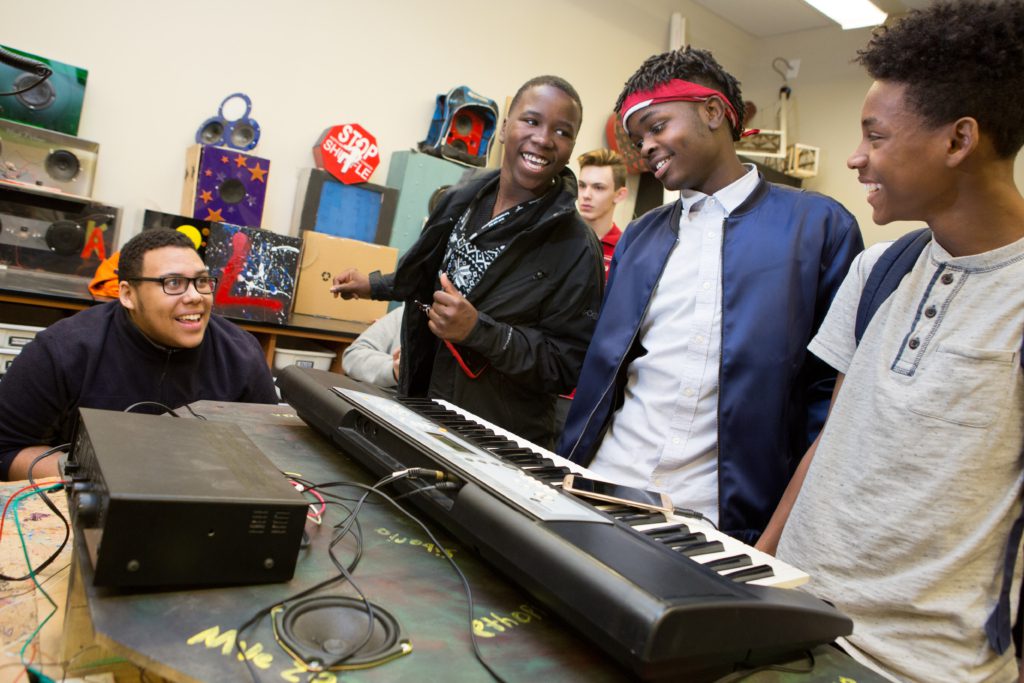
[332,76,603,448]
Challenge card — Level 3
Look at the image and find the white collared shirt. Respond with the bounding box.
[589,165,759,524]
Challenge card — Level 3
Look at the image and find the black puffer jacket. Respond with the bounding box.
[370,168,603,448]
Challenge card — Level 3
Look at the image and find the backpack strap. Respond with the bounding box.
[986,328,1024,655]
[854,228,932,345]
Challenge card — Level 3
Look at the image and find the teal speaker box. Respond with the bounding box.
[0,46,87,136]
[385,149,470,257]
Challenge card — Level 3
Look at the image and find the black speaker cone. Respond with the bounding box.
[229,122,256,149]
[454,113,473,135]
[45,150,80,182]
[275,596,409,669]
[198,119,225,145]
[45,220,85,255]
[218,178,246,205]
[14,73,56,110]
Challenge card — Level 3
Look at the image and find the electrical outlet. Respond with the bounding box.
[785,58,801,80]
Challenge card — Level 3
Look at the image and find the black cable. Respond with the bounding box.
[674,507,719,530]
[337,478,508,683]
[0,46,52,98]
[1,445,70,582]
[234,481,377,682]
[181,404,208,420]
[122,401,180,417]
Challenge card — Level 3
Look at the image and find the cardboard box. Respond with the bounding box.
[293,232,397,323]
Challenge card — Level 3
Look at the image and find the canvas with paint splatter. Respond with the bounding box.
[204,223,301,324]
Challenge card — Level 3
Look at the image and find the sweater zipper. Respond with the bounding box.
[565,234,679,461]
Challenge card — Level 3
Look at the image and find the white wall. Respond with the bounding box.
[14,3,1017,249]
[4,0,754,246]
[743,24,1024,246]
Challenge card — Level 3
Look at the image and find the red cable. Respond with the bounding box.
[444,340,487,379]
[0,480,59,543]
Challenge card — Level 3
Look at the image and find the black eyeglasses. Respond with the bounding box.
[128,276,218,295]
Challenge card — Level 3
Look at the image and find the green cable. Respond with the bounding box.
[11,484,64,670]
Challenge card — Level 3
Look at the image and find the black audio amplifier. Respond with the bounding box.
[65,408,308,588]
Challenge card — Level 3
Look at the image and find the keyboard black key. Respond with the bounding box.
[726,565,775,583]
[654,531,705,545]
[524,466,571,478]
[674,541,724,557]
[644,524,691,539]
[703,555,753,572]
[616,512,669,526]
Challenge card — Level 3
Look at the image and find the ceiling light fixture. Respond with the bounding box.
[802,0,887,30]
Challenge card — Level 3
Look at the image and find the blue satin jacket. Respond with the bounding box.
[558,176,863,543]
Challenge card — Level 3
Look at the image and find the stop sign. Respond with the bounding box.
[313,123,381,184]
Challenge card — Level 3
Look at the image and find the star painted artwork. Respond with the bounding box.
[203,222,300,324]
[182,144,270,229]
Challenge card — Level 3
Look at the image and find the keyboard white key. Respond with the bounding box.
[632,513,808,589]
[435,399,809,589]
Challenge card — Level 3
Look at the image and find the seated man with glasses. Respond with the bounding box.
[0,229,278,481]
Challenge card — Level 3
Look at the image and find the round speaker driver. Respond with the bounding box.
[45,219,85,255]
[227,119,260,151]
[218,178,246,205]
[45,150,80,182]
[14,73,56,110]
[274,597,411,671]
[196,117,226,146]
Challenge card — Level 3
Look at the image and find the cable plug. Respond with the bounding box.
[400,467,455,482]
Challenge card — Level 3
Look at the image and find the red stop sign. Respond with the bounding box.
[313,124,381,184]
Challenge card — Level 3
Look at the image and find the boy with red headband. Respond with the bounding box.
[558,47,863,543]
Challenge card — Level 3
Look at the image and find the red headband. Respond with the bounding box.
[620,79,748,136]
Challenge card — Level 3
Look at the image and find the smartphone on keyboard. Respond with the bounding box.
[562,475,673,515]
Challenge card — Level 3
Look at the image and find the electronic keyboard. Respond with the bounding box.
[278,367,853,681]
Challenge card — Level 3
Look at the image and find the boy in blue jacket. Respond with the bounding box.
[558,47,862,543]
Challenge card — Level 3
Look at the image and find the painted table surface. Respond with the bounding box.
[0,478,72,682]
[30,400,887,683]
[73,401,626,683]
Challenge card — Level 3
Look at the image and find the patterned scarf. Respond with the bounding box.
[441,186,549,296]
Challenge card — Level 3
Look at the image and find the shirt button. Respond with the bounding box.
[694,335,705,344]
[908,338,920,350]
[925,306,937,318]
[702,281,711,290]
[941,273,954,285]
[683,387,695,397]
[671,437,681,445]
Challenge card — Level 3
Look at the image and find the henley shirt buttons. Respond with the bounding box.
[941,273,954,285]
[909,338,921,350]
[925,306,937,318]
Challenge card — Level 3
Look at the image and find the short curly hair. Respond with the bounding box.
[615,47,746,142]
[509,75,583,126]
[118,229,197,281]
[857,0,1024,158]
